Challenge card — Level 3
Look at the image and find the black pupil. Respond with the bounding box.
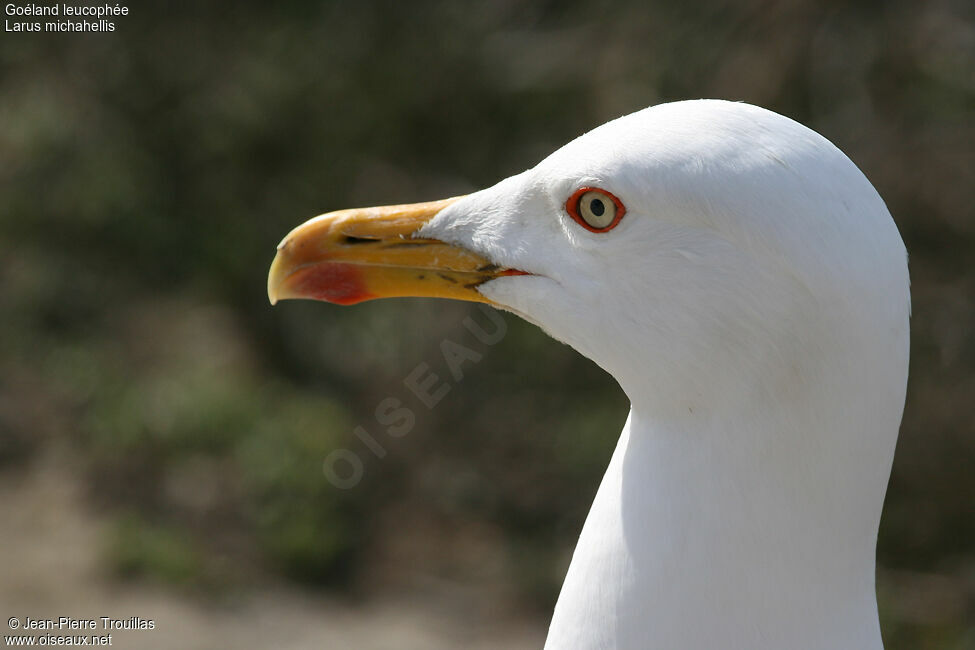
[589,198,605,217]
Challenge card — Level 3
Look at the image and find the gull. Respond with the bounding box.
[267,100,909,650]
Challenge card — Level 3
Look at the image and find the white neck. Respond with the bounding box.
[544,404,888,650]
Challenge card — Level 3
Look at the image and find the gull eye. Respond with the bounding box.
[566,187,625,232]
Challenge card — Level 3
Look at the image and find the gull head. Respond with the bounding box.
[269,98,909,425]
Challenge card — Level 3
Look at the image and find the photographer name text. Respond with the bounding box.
[12,617,154,631]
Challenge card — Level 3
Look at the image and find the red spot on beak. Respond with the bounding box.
[291,263,376,305]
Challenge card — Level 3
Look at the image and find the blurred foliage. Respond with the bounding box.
[0,0,973,647]
[109,513,205,586]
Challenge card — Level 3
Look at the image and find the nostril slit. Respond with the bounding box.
[342,235,380,245]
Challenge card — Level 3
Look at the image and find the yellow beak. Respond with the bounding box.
[267,196,525,306]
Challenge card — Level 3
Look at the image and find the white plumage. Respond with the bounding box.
[419,100,910,649]
[270,99,910,649]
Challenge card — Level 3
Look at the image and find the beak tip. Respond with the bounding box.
[268,253,284,306]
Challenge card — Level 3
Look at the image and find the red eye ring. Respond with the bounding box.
[565,187,626,233]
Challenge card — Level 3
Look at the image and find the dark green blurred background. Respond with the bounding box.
[1,1,973,648]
